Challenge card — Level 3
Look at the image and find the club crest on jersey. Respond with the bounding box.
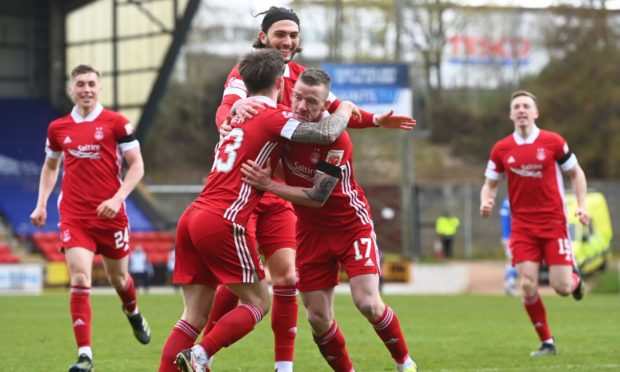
[62,229,71,243]
[94,127,104,141]
[536,148,546,161]
[325,149,344,166]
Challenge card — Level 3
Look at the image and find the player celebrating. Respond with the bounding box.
[241,68,418,372]
[206,7,414,371]
[480,90,589,356]
[30,64,151,372]
[158,49,359,372]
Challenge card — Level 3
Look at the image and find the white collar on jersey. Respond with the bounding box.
[513,125,540,145]
[284,63,291,78]
[71,102,104,123]
[250,96,277,108]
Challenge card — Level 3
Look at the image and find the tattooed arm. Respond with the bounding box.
[290,100,360,144]
[241,160,341,207]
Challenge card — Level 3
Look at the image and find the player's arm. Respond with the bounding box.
[290,101,360,144]
[96,147,144,219]
[328,98,415,130]
[241,160,341,207]
[564,163,590,225]
[30,156,62,227]
[480,178,500,217]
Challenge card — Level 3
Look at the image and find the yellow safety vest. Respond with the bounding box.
[436,216,460,236]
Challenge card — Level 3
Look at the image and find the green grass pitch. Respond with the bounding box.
[1,291,618,371]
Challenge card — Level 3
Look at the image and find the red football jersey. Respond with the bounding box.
[45,103,139,223]
[485,127,577,233]
[193,96,301,226]
[282,130,374,232]
[216,61,373,128]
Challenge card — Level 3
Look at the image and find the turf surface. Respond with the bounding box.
[1,291,618,371]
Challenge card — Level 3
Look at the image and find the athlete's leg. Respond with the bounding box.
[66,247,95,361]
[350,274,413,368]
[203,285,238,335]
[266,247,298,371]
[301,288,353,372]
[517,261,553,345]
[195,280,269,360]
[102,255,136,311]
[159,284,213,372]
[548,264,574,296]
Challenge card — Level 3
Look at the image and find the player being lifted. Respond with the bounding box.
[158,49,360,372]
[480,90,589,356]
[241,68,418,372]
[206,7,414,371]
[30,64,151,372]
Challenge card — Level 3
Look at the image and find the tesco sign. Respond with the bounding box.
[446,35,532,65]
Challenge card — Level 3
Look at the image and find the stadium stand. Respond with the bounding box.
[0,242,20,263]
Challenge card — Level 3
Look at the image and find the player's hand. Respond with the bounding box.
[30,206,47,227]
[480,198,495,217]
[232,98,266,119]
[575,207,590,226]
[241,160,273,191]
[375,110,416,131]
[96,196,123,219]
[219,115,233,138]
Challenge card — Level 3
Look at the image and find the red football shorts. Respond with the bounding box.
[296,226,380,292]
[59,219,131,259]
[173,205,265,288]
[247,192,297,259]
[510,227,575,266]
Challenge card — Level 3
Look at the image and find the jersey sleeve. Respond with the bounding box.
[327,96,377,129]
[268,110,301,140]
[215,66,247,127]
[551,133,577,172]
[114,114,140,152]
[484,144,504,180]
[45,124,63,159]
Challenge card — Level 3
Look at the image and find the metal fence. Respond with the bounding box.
[147,180,619,259]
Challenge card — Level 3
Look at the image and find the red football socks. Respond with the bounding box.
[313,321,354,372]
[70,286,92,348]
[371,306,410,364]
[159,319,200,372]
[203,285,239,336]
[199,302,263,357]
[272,285,298,362]
[115,275,137,313]
[523,293,552,342]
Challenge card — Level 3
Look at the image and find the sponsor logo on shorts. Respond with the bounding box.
[62,229,71,243]
[364,258,374,267]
